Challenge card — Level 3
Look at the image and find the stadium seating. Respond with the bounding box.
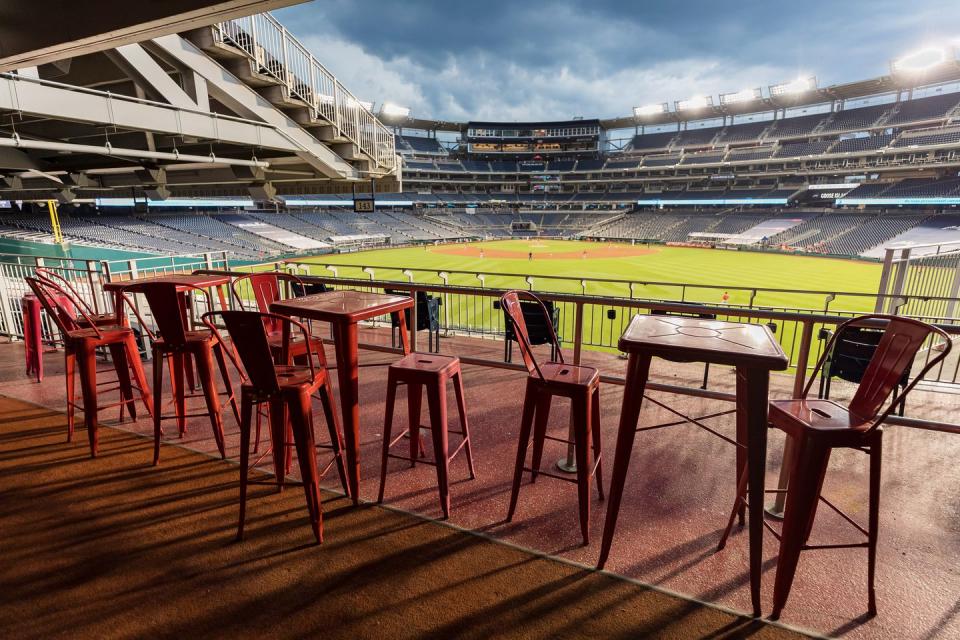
[628,131,678,151]
[674,126,724,147]
[892,128,960,148]
[768,113,828,138]
[398,135,447,155]
[820,103,891,133]
[774,140,835,158]
[831,133,894,153]
[884,93,960,126]
[716,120,771,144]
[727,146,775,161]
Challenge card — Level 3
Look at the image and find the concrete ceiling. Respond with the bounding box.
[0,0,305,72]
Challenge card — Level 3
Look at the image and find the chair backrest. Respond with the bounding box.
[202,310,322,395]
[290,280,330,297]
[123,282,207,347]
[385,289,439,331]
[805,314,952,428]
[232,272,309,334]
[500,290,563,378]
[827,326,910,387]
[35,268,96,316]
[502,296,560,345]
[24,276,99,339]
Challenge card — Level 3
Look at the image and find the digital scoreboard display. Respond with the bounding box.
[354,198,375,213]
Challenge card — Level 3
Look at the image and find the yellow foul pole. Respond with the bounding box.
[47,200,64,245]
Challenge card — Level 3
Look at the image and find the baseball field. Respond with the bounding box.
[286,239,883,359]
[297,239,881,311]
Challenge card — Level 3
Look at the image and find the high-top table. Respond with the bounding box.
[104,273,233,390]
[597,314,788,617]
[270,290,414,504]
[103,273,231,317]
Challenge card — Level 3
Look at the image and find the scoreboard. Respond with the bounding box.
[354,198,375,213]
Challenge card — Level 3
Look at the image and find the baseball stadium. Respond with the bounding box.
[0,2,959,639]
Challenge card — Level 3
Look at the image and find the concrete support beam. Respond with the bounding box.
[151,34,358,179]
[107,44,199,109]
[0,75,297,154]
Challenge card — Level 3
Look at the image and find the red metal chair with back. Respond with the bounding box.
[25,276,153,456]
[717,314,952,618]
[231,272,326,361]
[202,309,348,544]
[35,267,121,328]
[501,289,604,546]
[123,281,240,464]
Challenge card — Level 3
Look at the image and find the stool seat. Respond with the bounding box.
[771,399,872,439]
[535,362,599,392]
[390,352,460,377]
[379,352,476,518]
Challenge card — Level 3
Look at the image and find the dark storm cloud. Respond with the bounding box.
[275,0,960,121]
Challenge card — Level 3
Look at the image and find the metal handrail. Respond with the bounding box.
[212,13,396,172]
[279,260,960,310]
[195,267,960,435]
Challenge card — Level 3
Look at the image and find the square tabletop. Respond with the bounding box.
[103,273,231,291]
[270,289,413,324]
[618,314,788,370]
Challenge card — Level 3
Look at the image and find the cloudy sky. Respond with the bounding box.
[275,0,960,122]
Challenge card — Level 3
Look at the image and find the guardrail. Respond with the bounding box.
[199,267,960,436]
[2,252,958,435]
[212,13,396,172]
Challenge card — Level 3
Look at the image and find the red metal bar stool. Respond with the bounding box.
[717,314,952,618]
[25,277,153,456]
[21,292,65,383]
[231,271,328,452]
[203,310,349,544]
[124,281,240,465]
[377,352,476,518]
[501,290,604,546]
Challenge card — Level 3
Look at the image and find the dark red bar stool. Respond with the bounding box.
[203,310,348,544]
[25,277,153,456]
[717,314,952,618]
[232,271,328,453]
[378,352,475,518]
[501,290,604,546]
[124,281,240,464]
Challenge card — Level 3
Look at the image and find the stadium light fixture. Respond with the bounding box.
[380,103,411,117]
[770,76,817,96]
[676,95,713,111]
[891,46,952,74]
[720,87,762,105]
[633,102,668,117]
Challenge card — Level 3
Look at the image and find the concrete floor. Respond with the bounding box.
[1,328,958,640]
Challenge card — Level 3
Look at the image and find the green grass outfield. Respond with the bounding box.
[295,239,881,311]
[282,239,884,363]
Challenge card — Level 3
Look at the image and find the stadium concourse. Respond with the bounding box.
[3,1,960,640]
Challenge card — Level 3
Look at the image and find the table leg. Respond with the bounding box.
[739,365,770,618]
[597,352,651,569]
[735,369,747,525]
[393,310,411,355]
[332,321,362,504]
